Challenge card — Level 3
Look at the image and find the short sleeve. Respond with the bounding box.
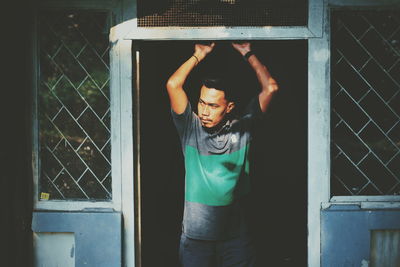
[241,96,263,121]
[235,96,263,135]
[171,102,195,144]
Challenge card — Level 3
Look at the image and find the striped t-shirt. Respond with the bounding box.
[172,97,261,240]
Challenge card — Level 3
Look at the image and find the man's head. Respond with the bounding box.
[197,78,235,128]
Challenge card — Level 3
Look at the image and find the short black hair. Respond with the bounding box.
[202,77,237,102]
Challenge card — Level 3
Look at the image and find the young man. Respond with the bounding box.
[166,42,278,267]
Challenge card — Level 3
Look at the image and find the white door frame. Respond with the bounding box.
[119,1,324,266]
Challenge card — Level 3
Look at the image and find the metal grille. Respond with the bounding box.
[331,10,400,196]
[138,0,308,27]
[38,10,112,200]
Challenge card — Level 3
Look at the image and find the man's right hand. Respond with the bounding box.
[166,42,215,115]
[194,42,215,62]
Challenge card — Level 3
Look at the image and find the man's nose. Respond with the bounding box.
[202,106,210,116]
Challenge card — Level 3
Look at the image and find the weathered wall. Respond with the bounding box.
[322,206,400,267]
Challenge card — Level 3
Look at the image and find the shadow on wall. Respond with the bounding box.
[3,1,35,267]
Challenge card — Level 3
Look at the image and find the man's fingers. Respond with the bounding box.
[195,42,215,50]
[231,42,250,51]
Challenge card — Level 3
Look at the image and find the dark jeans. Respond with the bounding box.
[179,233,256,267]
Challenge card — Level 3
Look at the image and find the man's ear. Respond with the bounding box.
[226,102,235,113]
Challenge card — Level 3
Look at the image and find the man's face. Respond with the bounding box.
[197,85,234,128]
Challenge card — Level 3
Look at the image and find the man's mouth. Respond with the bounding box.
[200,119,212,125]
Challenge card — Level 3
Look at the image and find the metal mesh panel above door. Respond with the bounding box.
[137,0,308,27]
[331,10,400,196]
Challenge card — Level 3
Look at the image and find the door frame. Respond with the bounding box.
[122,0,324,266]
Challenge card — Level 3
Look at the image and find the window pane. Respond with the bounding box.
[38,10,111,200]
[331,10,400,196]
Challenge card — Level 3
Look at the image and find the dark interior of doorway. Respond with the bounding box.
[139,40,308,267]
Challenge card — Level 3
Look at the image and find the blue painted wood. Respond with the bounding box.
[321,206,400,267]
[32,212,121,267]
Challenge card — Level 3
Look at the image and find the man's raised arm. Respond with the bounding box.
[232,42,279,113]
[166,43,215,115]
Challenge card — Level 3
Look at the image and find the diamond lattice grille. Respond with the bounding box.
[38,10,111,200]
[331,11,400,196]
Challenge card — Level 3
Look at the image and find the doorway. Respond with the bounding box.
[138,40,308,267]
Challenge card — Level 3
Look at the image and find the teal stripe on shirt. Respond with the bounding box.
[185,144,251,206]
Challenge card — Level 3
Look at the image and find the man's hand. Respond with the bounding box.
[166,42,215,115]
[194,42,216,62]
[231,42,251,56]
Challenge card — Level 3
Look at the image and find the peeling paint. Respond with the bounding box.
[33,232,75,267]
[312,48,329,62]
[361,259,369,267]
[70,245,75,258]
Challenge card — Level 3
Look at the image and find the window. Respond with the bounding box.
[331,10,400,196]
[38,10,112,200]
